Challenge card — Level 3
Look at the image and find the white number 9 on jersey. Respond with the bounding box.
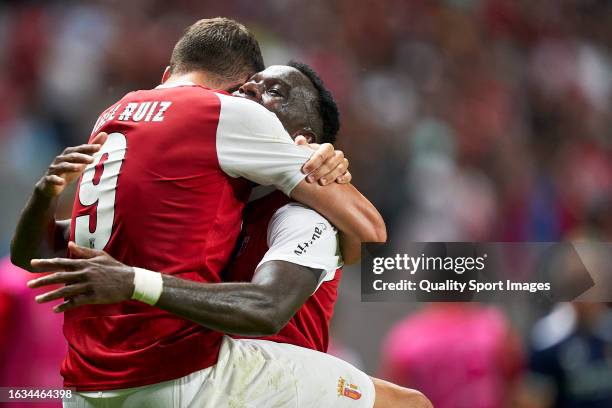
[74,132,127,249]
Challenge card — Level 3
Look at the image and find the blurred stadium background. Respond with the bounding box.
[1,0,612,407]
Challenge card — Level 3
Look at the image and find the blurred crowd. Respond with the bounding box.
[1,0,612,407]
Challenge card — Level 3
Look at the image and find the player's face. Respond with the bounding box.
[233,65,318,138]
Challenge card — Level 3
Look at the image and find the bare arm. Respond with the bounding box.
[29,244,321,337]
[156,202,338,334]
[296,140,372,264]
[219,98,384,246]
[340,232,362,265]
[10,136,106,270]
[29,200,336,336]
[10,189,69,270]
[291,181,386,244]
[157,260,321,336]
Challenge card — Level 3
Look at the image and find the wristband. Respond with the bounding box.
[131,267,164,305]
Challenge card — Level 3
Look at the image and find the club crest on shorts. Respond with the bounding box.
[337,376,362,400]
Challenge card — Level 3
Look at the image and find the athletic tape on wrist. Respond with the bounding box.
[131,267,163,305]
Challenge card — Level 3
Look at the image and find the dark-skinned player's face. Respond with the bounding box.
[233,65,319,139]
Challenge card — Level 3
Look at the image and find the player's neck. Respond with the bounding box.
[163,72,226,90]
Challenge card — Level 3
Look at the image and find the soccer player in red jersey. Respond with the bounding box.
[10,18,386,407]
[21,63,430,407]
[225,62,432,408]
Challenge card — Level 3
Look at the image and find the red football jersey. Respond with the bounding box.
[226,190,342,352]
[65,83,311,390]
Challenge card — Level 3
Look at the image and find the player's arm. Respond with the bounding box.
[217,95,387,245]
[158,261,320,336]
[28,248,324,336]
[339,233,362,265]
[29,204,339,337]
[10,134,107,271]
[291,180,385,246]
[163,202,341,336]
[293,139,367,264]
[292,138,363,264]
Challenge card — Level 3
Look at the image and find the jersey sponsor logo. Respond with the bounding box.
[294,223,328,256]
[337,376,362,400]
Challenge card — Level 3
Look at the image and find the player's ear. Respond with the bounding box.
[161,66,171,84]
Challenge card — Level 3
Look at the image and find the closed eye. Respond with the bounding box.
[268,89,282,97]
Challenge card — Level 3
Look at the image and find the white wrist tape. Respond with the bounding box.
[131,267,164,305]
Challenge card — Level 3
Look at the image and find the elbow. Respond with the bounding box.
[226,289,293,337]
[248,301,290,336]
[256,318,285,336]
[9,241,32,271]
[373,217,387,243]
[257,307,289,336]
[10,255,31,272]
[411,391,434,408]
[361,211,387,243]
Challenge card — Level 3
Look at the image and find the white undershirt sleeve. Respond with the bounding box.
[256,203,343,291]
[215,93,312,196]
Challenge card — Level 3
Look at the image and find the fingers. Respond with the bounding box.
[55,152,96,165]
[68,241,103,259]
[90,132,108,146]
[38,142,100,197]
[294,135,309,146]
[63,143,102,156]
[42,175,66,186]
[49,142,102,177]
[302,143,335,179]
[316,155,349,185]
[34,283,89,304]
[305,148,347,185]
[30,258,82,272]
[28,271,85,288]
[332,158,350,183]
[294,136,322,151]
[48,162,88,175]
[336,170,352,184]
[54,294,91,313]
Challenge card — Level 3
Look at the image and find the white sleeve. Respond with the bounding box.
[256,203,343,291]
[215,93,312,196]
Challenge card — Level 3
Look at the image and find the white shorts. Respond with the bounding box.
[65,336,375,408]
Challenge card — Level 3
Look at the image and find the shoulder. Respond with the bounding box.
[216,93,280,124]
[215,93,287,138]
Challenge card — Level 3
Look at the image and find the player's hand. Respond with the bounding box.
[27,242,134,313]
[297,136,351,185]
[35,132,108,198]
